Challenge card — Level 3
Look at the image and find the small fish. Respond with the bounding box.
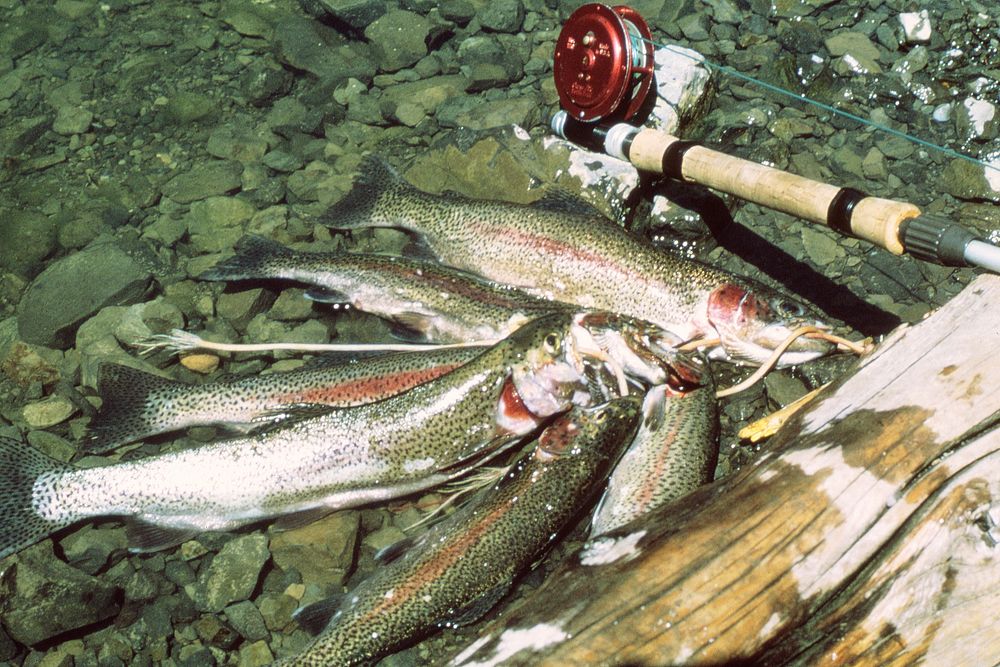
[590,382,720,537]
[277,397,643,667]
[200,235,568,343]
[322,156,837,367]
[0,311,672,560]
[84,347,486,452]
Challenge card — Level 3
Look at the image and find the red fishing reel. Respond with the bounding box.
[553,3,655,123]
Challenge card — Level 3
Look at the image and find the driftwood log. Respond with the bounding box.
[447,273,1000,666]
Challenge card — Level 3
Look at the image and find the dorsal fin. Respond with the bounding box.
[293,596,343,635]
[533,189,607,218]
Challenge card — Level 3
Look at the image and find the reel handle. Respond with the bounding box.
[628,128,918,254]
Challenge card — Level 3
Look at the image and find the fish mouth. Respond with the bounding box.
[571,312,710,396]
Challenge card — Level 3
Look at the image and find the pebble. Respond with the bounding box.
[21,394,76,428]
[899,10,932,43]
[180,353,221,374]
[192,533,271,613]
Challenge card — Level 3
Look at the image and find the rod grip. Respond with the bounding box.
[628,128,919,254]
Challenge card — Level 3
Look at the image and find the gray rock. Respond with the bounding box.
[457,35,528,82]
[162,160,243,204]
[160,91,218,126]
[438,93,541,130]
[17,241,154,348]
[677,12,710,41]
[256,591,298,631]
[0,115,49,157]
[206,123,271,163]
[940,157,1000,203]
[955,97,999,143]
[379,74,468,120]
[478,0,524,33]
[58,525,128,575]
[239,59,294,107]
[267,288,314,321]
[826,32,882,75]
[219,3,273,38]
[364,10,432,73]
[440,0,475,25]
[192,533,270,613]
[273,15,375,85]
[21,394,75,428]
[238,640,274,667]
[186,196,257,254]
[0,209,58,279]
[51,105,93,135]
[801,226,846,267]
[1,542,122,645]
[315,0,386,32]
[269,511,359,589]
[225,600,270,642]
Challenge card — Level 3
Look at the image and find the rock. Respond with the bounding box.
[51,105,92,135]
[1,542,122,645]
[224,600,270,642]
[955,97,998,143]
[256,591,298,631]
[21,394,75,428]
[477,0,524,33]
[269,511,359,589]
[438,94,541,130]
[186,196,257,253]
[763,371,808,407]
[239,59,294,107]
[206,123,271,163]
[219,3,273,39]
[940,157,1000,203]
[160,91,217,125]
[440,0,475,25]
[825,32,882,75]
[268,288,314,321]
[899,10,931,43]
[237,640,274,667]
[364,10,432,73]
[457,34,528,83]
[162,160,243,204]
[180,353,220,374]
[17,241,154,349]
[315,0,386,32]
[217,288,277,330]
[58,525,128,576]
[801,227,846,267]
[380,74,468,120]
[0,209,58,278]
[677,12,710,41]
[273,15,375,85]
[192,533,270,613]
[0,340,61,388]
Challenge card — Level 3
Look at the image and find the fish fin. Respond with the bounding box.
[387,320,429,343]
[271,507,333,531]
[392,311,437,336]
[199,234,295,282]
[251,403,339,433]
[373,537,414,564]
[399,238,441,262]
[83,363,183,452]
[533,189,607,219]
[303,287,351,304]
[641,385,669,432]
[293,596,343,635]
[447,583,511,626]
[320,155,412,231]
[125,519,199,553]
[0,436,75,560]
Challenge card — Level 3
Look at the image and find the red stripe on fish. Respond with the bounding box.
[272,364,465,405]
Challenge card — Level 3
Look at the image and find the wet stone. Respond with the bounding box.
[2,542,123,645]
[206,124,270,164]
[21,394,75,428]
[186,196,256,254]
[191,533,270,613]
[365,10,433,73]
[0,209,58,279]
[51,105,93,136]
[256,591,298,632]
[477,0,524,33]
[58,525,128,575]
[269,511,359,589]
[237,640,274,667]
[162,161,243,204]
[267,288,314,321]
[17,241,153,349]
[273,15,376,85]
[314,0,386,32]
[825,32,882,75]
[224,600,270,642]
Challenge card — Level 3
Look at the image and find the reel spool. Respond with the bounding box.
[553,3,655,123]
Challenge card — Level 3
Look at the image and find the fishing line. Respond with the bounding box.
[644,36,1000,174]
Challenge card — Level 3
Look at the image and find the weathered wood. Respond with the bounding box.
[447,273,1000,666]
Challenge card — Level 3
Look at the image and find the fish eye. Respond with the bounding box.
[775,300,806,317]
[544,333,560,352]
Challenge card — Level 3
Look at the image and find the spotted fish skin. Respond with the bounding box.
[278,397,643,667]
[0,312,600,560]
[590,383,720,537]
[200,235,568,343]
[84,347,485,452]
[322,156,835,367]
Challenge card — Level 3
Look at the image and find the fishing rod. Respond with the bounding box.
[549,3,1000,273]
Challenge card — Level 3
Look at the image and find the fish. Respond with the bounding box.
[276,396,643,667]
[320,155,837,367]
[83,347,487,452]
[0,311,683,560]
[200,234,569,343]
[590,382,720,537]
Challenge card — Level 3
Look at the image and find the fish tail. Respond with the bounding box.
[319,154,414,230]
[198,234,298,282]
[0,435,74,559]
[83,364,184,452]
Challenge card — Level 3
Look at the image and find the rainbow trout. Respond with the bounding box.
[277,397,643,667]
[200,235,568,343]
[0,311,684,559]
[322,156,836,367]
[590,383,719,537]
[84,347,486,452]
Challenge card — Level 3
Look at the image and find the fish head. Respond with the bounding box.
[536,396,643,461]
[570,311,711,396]
[507,313,594,418]
[704,284,836,367]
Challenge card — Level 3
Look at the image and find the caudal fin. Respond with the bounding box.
[319,154,412,230]
[0,435,73,560]
[198,234,297,282]
[83,364,184,452]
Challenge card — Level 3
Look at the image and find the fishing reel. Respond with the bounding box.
[553,3,655,123]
